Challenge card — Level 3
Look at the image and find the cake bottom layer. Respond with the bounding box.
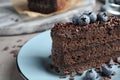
[52,51,120,74]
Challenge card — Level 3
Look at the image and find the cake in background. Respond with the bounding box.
[27,0,68,14]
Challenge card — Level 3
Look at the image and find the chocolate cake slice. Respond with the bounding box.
[27,0,67,14]
[51,15,120,75]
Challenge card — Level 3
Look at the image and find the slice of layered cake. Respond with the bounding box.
[27,0,68,14]
[51,12,120,76]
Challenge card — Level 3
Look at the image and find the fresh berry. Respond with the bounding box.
[83,11,97,23]
[72,14,81,25]
[101,64,113,76]
[83,11,91,15]
[89,12,97,23]
[78,15,90,26]
[85,69,97,80]
[97,12,108,21]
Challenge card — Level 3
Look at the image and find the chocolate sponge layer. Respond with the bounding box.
[52,39,120,65]
[51,16,120,74]
[52,51,120,73]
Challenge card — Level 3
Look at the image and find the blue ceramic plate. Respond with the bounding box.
[17,30,120,80]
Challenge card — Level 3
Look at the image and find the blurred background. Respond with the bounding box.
[0,0,120,80]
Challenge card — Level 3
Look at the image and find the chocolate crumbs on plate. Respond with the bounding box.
[17,45,22,48]
[12,45,16,48]
[17,39,22,43]
[2,46,9,51]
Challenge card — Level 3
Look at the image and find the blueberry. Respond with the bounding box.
[83,11,91,15]
[89,13,97,23]
[83,11,97,23]
[101,65,113,76]
[72,14,81,25]
[97,12,108,21]
[78,15,90,26]
[85,69,97,80]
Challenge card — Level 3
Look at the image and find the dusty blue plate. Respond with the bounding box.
[17,30,120,80]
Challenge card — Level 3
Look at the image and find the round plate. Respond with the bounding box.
[17,30,120,80]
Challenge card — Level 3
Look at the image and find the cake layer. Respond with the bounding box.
[51,17,120,51]
[52,39,120,56]
[52,17,120,39]
[52,51,120,73]
[52,39,120,65]
[63,47,120,65]
[52,35,120,52]
[64,51,120,73]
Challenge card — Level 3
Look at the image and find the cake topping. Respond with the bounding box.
[101,64,113,76]
[97,12,108,22]
[84,69,98,80]
[72,11,109,26]
[72,14,81,25]
[78,15,90,26]
[83,11,97,23]
[83,11,91,15]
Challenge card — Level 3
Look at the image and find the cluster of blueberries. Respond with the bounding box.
[84,64,113,80]
[72,11,108,26]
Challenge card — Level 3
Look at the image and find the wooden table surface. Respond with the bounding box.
[0,1,102,80]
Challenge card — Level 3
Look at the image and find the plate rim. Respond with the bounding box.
[16,30,50,80]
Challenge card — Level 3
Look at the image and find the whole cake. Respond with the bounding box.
[51,12,120,76]
[27,0,68,14]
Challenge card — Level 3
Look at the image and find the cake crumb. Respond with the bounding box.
[48,64,54,70]
[101,77,110,80]
[107,76,112,79]
[17,39,22,43]
[109,59,115,65]
[117,57,120,64]
[10,50,18,54]
[55,66,60,73]
[111,72,116,76]
[76,29,79,32]
[77,70,83,75]
[10,50,18,57]
[69,77,74,80]
[69,72,76,80]
[17,45,22,48]
[12,45,16,48]
[60,75,67,78]
[95,67,102,73]
[2,47,9,51]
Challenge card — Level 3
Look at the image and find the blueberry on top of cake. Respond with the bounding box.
[51,11,120,76]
